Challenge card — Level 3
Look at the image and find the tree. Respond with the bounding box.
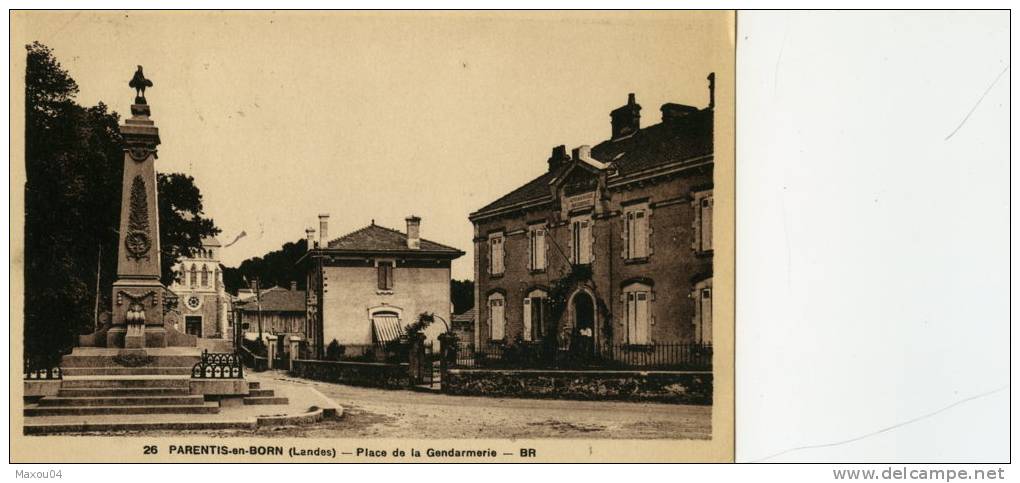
[23,42,219,366]
[158,173,220,285]
[222,239,307,294]
[450,279,474,314]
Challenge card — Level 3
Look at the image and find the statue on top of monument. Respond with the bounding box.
[129,65,153,104]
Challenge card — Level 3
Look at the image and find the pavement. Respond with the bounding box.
[249,371,712,440]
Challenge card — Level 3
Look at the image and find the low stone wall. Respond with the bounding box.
[442,369,712,405]
[290,359,411,389]
[24,380,61,402]
[190,379,249,396]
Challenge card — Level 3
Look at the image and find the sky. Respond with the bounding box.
[13,11,732,279]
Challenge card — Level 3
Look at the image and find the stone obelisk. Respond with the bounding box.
[107,66,168,349]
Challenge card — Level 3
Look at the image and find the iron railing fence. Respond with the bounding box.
[453,341,712,370]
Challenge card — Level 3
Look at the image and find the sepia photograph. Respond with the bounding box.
[10,10,734,462]
[8,5,1010,477]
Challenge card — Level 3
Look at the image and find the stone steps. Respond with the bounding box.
[24,420,255,435]
[61,366,193,376]
[242,396,289,405]
[61,377,190,388]
[38,395,205,407]
[59,355,201,368]
[25,401,220,416]
[58,387,191,397]
[247,389,274,397]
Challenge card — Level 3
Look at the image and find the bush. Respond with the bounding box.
[325,339,345,361]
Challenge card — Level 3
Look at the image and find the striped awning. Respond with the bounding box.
[372,315,404,343]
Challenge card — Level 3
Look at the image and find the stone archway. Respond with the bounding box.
[563,289,597,355]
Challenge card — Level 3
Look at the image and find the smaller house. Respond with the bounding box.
[299,214,465,358]
[451,308,476,350]
[235,282,307,343]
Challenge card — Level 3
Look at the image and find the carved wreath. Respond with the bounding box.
[127,146,152,162]
[124,175,152,261]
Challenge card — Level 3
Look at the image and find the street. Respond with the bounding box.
[253,371,712,440]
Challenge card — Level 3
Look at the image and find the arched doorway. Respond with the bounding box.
[571,291,596,355]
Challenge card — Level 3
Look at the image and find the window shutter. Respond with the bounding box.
[623,212,631,259]
[522,298,532,341]
[498,238,503,273]
[702,197,713,250]
[492,299,505,340]
[530,231,538,269]
[700,288,712,344]
[587,221,594,263]
[626,292,636,344]
[635,211,648,258]
[636,292,650,344]
[486,239,493,275]
[579,220,592,264]
[536,230,546,269]
[569,222,576,264]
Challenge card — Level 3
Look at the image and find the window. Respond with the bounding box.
[624,204,650,259]
[623,282,652,344]
[694,191,713,252]
[522,289,548,341]
[570,216,592,264]
[488,233,505,275]
[371,310,402,343]
[377,261,394,290]
[189,264,197,288]
[528,225,546,271]
[488,293,505,340]
[693,278,713,344]
[201,265,209,287]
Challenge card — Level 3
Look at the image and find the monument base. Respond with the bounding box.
[100,324,197,349]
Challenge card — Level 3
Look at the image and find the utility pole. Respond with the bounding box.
[254,278,263,343]
[94,243,102,331]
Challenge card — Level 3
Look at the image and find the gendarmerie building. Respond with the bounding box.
[468,76,715,355]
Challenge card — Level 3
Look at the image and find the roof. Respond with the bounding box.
[451,308,476,323]
[324,223,464,256]
[236,286,305,312]
[472,107,712,218]
[202,236,222,247]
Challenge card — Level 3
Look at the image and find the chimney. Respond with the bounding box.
[707,72,716,109]
[571,145,591,162]
[547,145,569,172]
[305,228,316,250]
[661,103,698,123]
[290,281,298,291]
[610,93,641,140]
[318,214,329,248]
[406,215,421,250]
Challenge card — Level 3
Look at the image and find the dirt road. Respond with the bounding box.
[256,372,712,440]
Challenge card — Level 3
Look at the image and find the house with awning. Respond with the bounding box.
[298,214,465,358]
